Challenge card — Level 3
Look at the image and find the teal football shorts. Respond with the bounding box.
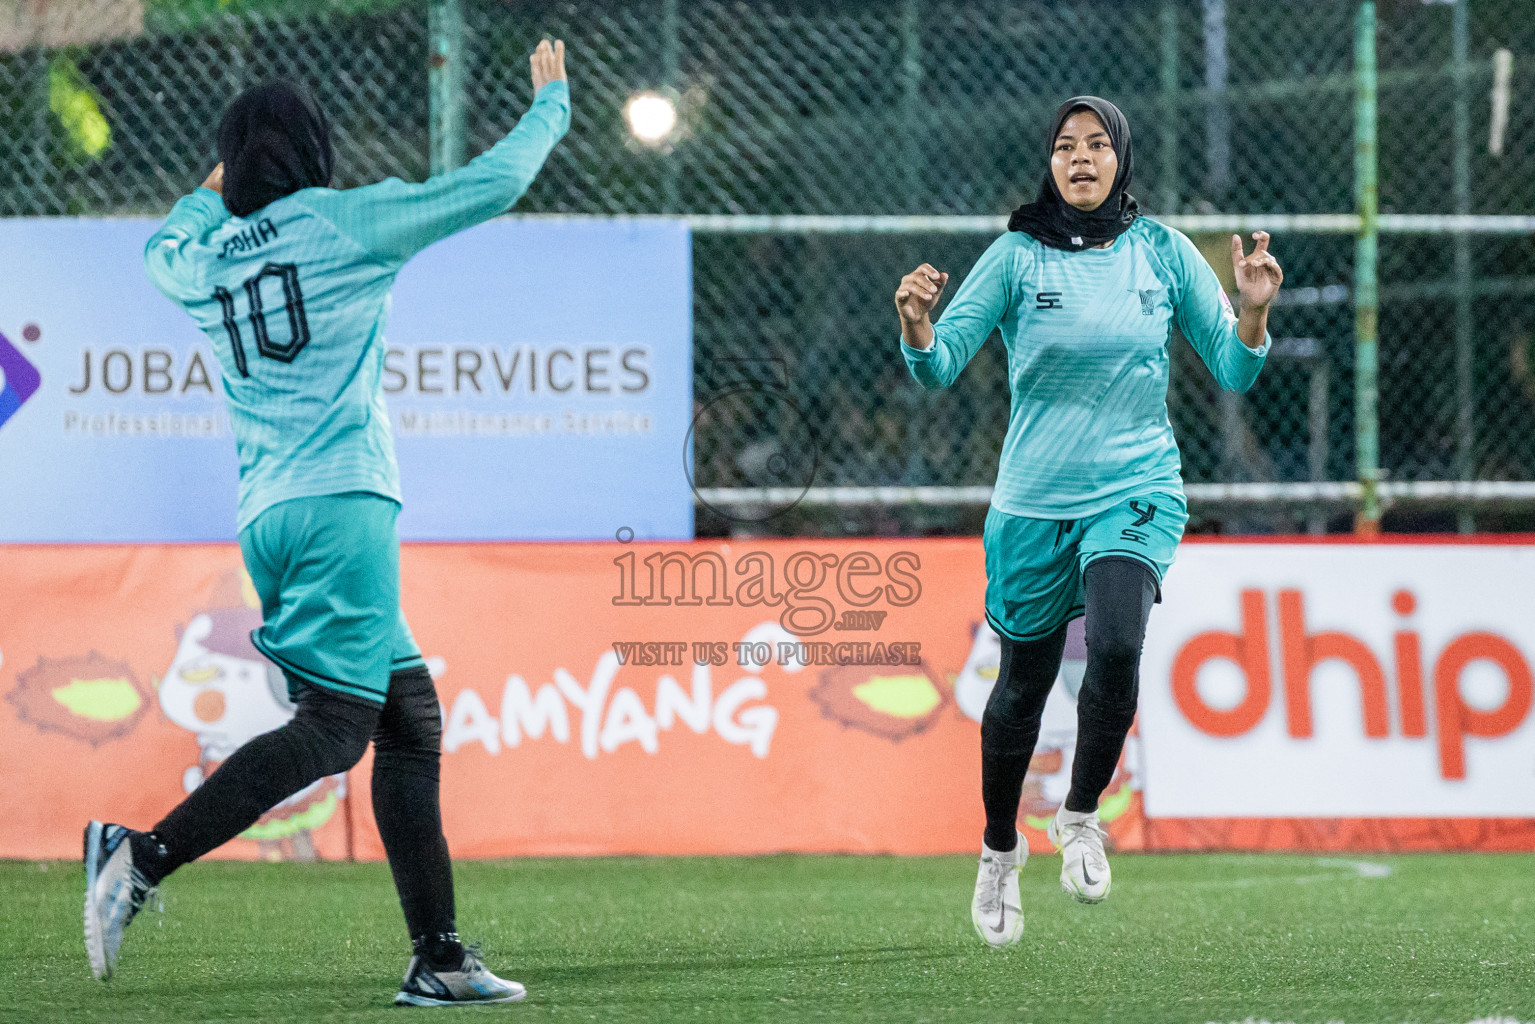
[239,491,424,705]
[983,491,1188,643]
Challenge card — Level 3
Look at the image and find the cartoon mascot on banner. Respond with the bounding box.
[158,574,345,861]
[953,617,1145,849]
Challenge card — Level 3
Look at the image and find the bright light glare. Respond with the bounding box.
[625,92,678,144]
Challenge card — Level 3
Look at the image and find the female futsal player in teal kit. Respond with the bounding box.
[895,96,1283,946]
[83,40,568,1006]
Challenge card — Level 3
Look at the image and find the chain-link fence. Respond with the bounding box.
[3,0,1533,535]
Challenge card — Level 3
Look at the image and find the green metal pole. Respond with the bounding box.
[1452,0,1475,533]
[901,0,923,212]
[429,0,465,176]
[1354,1,1380,533]
[662,0,680,213]
[1159,0,1180,212]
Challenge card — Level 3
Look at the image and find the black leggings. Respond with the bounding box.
[980,557,1157,852]
[151,665,455,941]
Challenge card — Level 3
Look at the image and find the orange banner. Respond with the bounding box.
[4,539,1526,862]
[3,540,1148,861]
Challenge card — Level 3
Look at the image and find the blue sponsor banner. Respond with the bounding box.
[0,217,692,542]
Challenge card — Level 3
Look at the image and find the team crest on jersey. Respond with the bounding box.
[1131,288,1162,316]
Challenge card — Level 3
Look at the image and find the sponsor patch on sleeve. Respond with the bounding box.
[1218,287,1238,324]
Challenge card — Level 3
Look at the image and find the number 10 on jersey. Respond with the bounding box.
[212,262,311,377]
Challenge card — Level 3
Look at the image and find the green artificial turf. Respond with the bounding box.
[3,853,1531,1023]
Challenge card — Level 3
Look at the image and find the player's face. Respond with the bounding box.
[1050,111,1118,211]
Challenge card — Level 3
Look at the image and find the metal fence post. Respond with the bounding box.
[1202,0,1231,203]
[1159,0,1180,212]
[662,0,680,213]
[1452,0,1476,532]
[1354,0,1381,533]
[902,0,923,211]
[429,0,466,176]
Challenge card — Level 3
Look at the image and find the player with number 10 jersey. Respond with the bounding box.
[82,39,570,1009]
[146,90,567,535]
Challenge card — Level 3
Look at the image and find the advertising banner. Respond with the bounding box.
[0,218,692,542]
[0,539,1147,861]
[1137,540,1535,850]
[2,539,1531,861]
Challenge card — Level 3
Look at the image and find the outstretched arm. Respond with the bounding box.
[304,39,571,267]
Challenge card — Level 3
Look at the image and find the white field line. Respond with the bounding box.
[1133,859,1393,890]
[1308,858,1394,879]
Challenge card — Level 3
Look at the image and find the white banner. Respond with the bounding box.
[1139,543,1535,817]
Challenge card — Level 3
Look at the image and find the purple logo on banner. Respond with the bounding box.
[0,328,42,431]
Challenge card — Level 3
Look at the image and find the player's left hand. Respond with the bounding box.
[531,38,566,92]
[1232,231,1282,310]
[201,162,224,195]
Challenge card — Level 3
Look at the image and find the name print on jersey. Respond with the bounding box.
[216,218,278,260]
[1035,291,1064,310]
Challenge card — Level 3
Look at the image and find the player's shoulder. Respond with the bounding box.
[1127,216,1202,278]
[252,185,395,252]
[989,230,1038,254]
[290,177,417,213]
[1128,215,1191,252]
[981,230,1038,273]
[270,185,350,222]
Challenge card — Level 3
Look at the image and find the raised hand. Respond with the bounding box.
[895,263,950,325]
[531,38,566,93]
[1231,231,1283,310]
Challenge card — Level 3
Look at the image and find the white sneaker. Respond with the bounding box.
[394,946,526,1006]
[970,832,1027,947]
[83,821,158,980]
[1048,807,1110,903]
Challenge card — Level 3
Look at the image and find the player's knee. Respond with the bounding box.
[376,666,443,764]
[302,714,373,775]
[982,675,1031,732]
[1086,631,1142,678]
[328,728,374,774]
[289,685,381,774]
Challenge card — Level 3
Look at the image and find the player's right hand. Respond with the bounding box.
[895,264,949,324]
[531,38,566,92]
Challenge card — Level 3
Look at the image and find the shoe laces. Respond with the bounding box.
[1058,817,1109,870]
[975,855,1008,915]
[119,863,159,922]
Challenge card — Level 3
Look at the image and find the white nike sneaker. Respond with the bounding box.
[1048,807,1110,903]
[970,832,1027,947]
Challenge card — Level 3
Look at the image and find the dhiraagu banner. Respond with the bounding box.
[0,217,692,542]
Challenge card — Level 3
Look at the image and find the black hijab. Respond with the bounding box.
[1008,95,1138,251]
[217,82,333,218]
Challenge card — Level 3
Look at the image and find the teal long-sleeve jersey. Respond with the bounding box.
[902,217,1269,519]
[145,81,570,531]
